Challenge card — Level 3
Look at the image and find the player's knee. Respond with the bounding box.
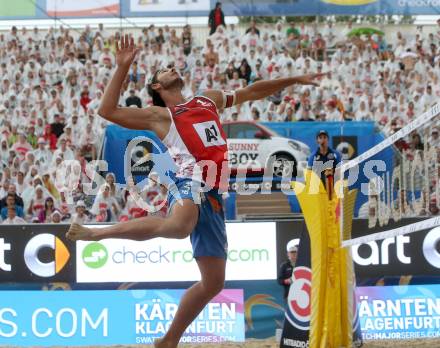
[202,276,224,297]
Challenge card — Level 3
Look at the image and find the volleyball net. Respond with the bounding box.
[340,103,440,248]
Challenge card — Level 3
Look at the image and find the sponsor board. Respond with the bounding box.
[46,0,119,16]
[129,0,210,12]
[351,220,440,278]
[332,135,358,161]
[276,219,440,280]
[0,289,244,345]
[0,226,75,282]
[76,222,277,283]
[356,284,440,340]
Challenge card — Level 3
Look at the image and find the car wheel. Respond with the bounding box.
[271,154,297,178]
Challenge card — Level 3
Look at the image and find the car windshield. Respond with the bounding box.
[225,122,279,139]
[256,123,279,137]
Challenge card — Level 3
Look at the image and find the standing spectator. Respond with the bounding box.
[182,25,193,56]
[313,33,327,61]
[245,20,260,37]
[278,243,298,300]
[208,2,225,36]
[286,22,300,38]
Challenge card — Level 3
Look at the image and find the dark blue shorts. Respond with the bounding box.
[167,178,228,259]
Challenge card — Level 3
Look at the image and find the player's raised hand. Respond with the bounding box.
[294,73,326,87]
[115,34,139,68]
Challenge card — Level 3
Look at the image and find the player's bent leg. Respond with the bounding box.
[66,199,198,241]
[155,256,226,348]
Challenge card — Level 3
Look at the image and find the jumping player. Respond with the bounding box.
[67,35,323,348]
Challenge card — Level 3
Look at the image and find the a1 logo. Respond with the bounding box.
[193,121,226,147]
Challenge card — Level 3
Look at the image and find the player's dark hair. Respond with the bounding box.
[147,70,166,107]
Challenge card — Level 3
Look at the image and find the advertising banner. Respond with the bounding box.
[280,227,312,347]
[350,221,440,279]
[276,219,440,282]
[127,0,210,14]
[0,1,38,18]
[356,284,440,340]
[0,289,244,346]
[46,0,119,17]
[76,222,277,283]
[219,0,440,16]
[2,0,440,19]
[0,225,75,283]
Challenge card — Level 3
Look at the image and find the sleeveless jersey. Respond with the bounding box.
[162,96,229,191]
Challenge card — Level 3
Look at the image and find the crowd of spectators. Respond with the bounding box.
[0,18,439,223]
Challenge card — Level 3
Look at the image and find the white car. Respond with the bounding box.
[222,121,310,178]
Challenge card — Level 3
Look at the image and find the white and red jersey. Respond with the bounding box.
[162,96,229,190]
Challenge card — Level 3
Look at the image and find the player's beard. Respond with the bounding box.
[162,75,184,91]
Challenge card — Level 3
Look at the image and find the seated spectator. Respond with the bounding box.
[37,196,56,223]
[43,124,58,150]
[429,195,439,216]
[50,114,65,138]
[2,207,26,224]
[0,184,24,209]
[79,123,98,160]
[125,89,142,108]
[33,137,53,168]
[50,210,63,224]
[103,172,122,204]
[14,171,26,196]
[42,173,60,200]
[11,132,33,160]
[355,101,373,121]
[71,200,91,224]
[326,101,342,121]
[91,184,120,222]
[1,193,24,220]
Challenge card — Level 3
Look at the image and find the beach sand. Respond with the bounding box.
[108,337,439,347]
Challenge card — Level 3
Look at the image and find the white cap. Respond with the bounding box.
[287,239,299,252]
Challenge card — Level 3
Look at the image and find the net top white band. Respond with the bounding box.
[341,216,440,247]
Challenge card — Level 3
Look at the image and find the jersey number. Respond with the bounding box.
[193,121,226,148]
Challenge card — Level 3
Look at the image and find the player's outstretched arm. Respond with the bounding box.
[97,34,167,134]
[234,74,325,104]
[204,73,325,109]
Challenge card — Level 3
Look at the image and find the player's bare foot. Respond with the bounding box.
[153,338,175,348]
[66,223,96,241]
